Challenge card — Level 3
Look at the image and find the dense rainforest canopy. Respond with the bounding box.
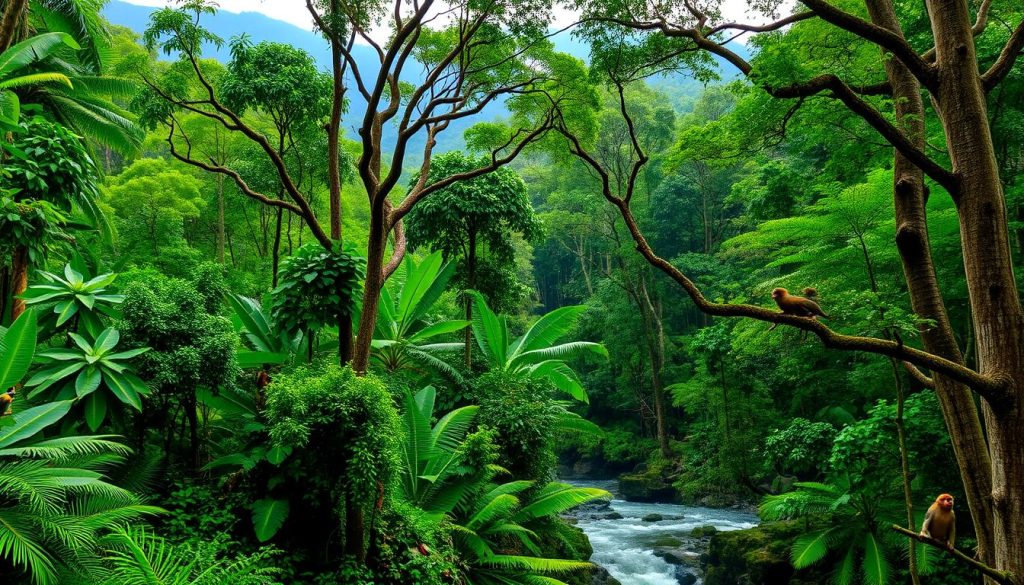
[0,0,1022,584]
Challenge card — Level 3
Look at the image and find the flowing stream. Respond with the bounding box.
[568,480,759,585]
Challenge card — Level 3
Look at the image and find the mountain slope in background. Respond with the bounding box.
[103,1,742,157]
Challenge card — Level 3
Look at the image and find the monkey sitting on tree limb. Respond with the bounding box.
[921,493,956,550]
[768,287,830,331]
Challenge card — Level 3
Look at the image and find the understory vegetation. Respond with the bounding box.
[0,0,1022,584]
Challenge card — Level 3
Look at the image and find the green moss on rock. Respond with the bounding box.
[701,521,830,585]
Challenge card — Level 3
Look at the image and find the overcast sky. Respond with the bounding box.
[119,0,784,40]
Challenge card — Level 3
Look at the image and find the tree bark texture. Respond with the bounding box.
[864,0,997,564]
[352,212,387,374]
[923,1,1024,574]
[10,246,28,321]
[0,0,28,52]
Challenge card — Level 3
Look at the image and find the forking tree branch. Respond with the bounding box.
[549,83,1010,405]
[585,10,959,197]
[164,117,303,216]
[890,526,1016,585]
[141,44,334,249]
[982,19,1024,92]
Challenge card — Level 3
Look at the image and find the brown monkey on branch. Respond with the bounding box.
[921,493,956,550]
[769,288,830,331]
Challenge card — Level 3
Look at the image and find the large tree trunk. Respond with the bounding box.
[0,0,28,52]
[926,0,1024,574]
[352,212,387,374]
[864,0,997,563]
[327,0,345,242]
[10,246,28,321]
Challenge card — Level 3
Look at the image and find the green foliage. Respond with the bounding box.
[266,365,400,538]
[103,158,206,256]
[0,309,38,394]
[2,116,102,224]
[0,33,77,128]
[156,480,248,545]
[372,252,468,381]
[468,290,607,403]
[27,327,151,429]
[119,270,238,394]
[406,151,541,311]
[0,314,160,584]
[220,36,331,132]
[446,478,607,585]
[760,476,906,585]
[829,392,955,498]
[94,525,281,585]
[271,243,365,339]
[763,418,837,479]
[0,195,68,271]
[476,371,560,484]
[23,263,124,337]
[397,385,479,515]
[226,292,300,367]
[143,2,222,57]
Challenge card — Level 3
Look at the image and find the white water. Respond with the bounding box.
[569,480,759,585]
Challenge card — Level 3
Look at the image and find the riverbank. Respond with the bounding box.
[565,480,759,585]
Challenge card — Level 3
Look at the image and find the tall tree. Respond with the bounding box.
[567,0,1024,577]
[405,152,541,366]
[138,0,585,371]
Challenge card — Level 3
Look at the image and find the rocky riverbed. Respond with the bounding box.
[564,480,759,585]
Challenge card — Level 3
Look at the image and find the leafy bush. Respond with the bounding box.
[762,418,836,479]
[271,243,364,339]
[266,364,400,554]
[476,371,558,484]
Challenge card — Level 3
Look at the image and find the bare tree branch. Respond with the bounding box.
[769,75,959,194]
[166,120,303,215]
[552,95,1007,403]
[798,0,936,89]
[706,10,816,36]
[904,361,935,388]
[981,19,1024,92]
[891,526,1016,585]
[157,48,333,248]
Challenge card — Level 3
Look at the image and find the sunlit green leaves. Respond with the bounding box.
[271,243,365,338]
[23,263,123,337]
[467,291,605,403]
[27,328,150,429]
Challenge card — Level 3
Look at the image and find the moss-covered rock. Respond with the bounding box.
[618,472,678,502]
[642,513,664,522]
[701,521,830,585]
[690,525,718,538]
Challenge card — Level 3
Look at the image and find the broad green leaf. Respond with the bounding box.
[94,328,120,354]
[105,347,150,361]
[862,532,891,585]
[408,320,471,342]
[75,365,102,398]
[83,392,108,432]
[266,444,292,465]
[104,370,144,410]
[252,498,289,542]
[0,309,36,389]
[0,400,72,448]
[791,528,833,568]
